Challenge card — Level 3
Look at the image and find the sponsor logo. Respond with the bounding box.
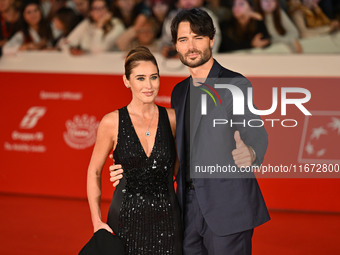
[4,106,47,153]
[20,106,46,129]
[40,91,83,101]
[298,111,340,164]
[63,114,99,149]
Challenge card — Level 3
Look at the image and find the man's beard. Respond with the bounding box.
[178,46,212,68]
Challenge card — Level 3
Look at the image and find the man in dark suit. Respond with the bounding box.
[170,8,270,254]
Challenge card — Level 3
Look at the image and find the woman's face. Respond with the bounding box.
[116,0,135,13]
[136,22,155,46]
[232,0,251,18]
[124,61,160,104]
[152,1,169,22]
[260,0,277,13]
[23,4,42,27]
[90,0,108,22]
[178,0,204,9]
[0,0,12,12]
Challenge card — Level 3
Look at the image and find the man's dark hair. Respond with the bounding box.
[170,8,216,44]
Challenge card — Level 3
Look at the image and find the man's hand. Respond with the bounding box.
[232,131,256,168]
[109,154,123,187]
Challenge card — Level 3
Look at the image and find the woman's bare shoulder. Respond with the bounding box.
[98,110,119,133]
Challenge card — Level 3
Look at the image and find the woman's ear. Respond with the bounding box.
[123,75,130,88]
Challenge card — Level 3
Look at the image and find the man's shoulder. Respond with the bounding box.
[217,63,244,80]
[172,76,190,93]
[213,62,253,94]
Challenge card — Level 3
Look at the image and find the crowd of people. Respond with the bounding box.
[0,0,339,56]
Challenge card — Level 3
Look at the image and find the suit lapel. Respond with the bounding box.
[176,80,190,165]
[191,60,222,145]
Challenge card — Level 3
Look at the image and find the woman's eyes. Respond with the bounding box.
[137,76,158,81]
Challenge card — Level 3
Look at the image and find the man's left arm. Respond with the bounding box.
[231,77,268,168]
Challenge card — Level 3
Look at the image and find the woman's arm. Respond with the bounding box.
[87,111,117,233]
[291,9,330,38]
[91,18,125,52]
[65,19,89,49]
[280,9,300,42]
[2,31,24,55]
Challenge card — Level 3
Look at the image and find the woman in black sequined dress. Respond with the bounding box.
[87,46,182,254]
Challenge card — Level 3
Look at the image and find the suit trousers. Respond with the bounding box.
[183,189,254,255]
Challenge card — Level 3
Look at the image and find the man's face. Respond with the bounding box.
[175,21,213,68]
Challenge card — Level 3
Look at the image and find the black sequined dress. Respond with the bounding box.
[107,105,182,255]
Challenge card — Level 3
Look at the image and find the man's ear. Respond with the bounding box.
[123,75,130,88]
[210,37,215,49]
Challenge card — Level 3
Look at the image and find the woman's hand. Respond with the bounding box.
[96,12,112,29]
[109,154,124,187]
[251,33,270,48]
[94,221,113,233]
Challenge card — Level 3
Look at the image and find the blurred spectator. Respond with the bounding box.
[159,0,222,58]
[148,0,174,37]
[205,0,232,23]
[72,0,89,20]
[256,0,302,52]
[112,0,151,28]
[219,0,270,53]
[0,0,20,54]
[288,0,339,38]
[63,0,124,54]
[3,0,53,55]
[51,7,79,48]
[117,16,160,52]
[41,0,67,21]
[113,0,151,51]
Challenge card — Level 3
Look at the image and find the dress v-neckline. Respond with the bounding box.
[125,105,160,159]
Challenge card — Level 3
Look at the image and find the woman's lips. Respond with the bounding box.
[143,91,154,97]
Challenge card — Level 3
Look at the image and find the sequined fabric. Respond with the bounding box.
[108,105,182,255]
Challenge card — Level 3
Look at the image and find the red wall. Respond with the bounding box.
[1,72,339,212]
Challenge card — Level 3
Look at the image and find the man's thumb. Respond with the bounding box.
[234,130,244,148]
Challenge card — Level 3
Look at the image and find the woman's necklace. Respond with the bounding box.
[131,105,156,136]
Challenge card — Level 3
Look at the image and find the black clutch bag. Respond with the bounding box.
[79,229,125,255]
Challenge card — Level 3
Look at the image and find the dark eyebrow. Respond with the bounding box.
[177,36,187,41]
[135,74,146,78]
[150,73,159,76]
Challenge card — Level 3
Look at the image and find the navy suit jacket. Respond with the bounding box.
[171,59,270,236]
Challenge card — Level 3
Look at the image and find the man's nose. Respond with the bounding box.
[188,39,195,50]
